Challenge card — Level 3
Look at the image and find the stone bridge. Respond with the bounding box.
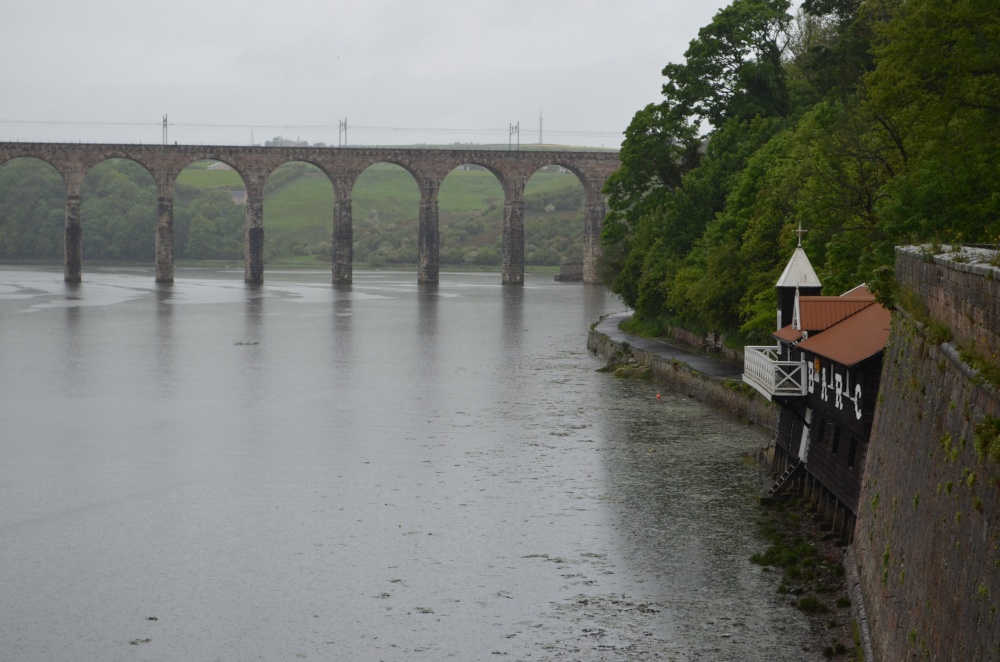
[0,142,620,284]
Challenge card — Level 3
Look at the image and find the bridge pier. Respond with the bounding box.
[63,171,84,283]
[501,180,525,285]
[582,188,607,285]
[155,176,174,283]
[244,176,265,284]
[332,189,353,284]
[417,178,441,284]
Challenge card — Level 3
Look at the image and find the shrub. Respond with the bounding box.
[797,596,829,613]
[974,417,1000,464]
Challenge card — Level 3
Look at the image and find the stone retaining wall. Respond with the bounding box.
[853,246,1000,661]
[665,326,745,365]
[587,327,778,433]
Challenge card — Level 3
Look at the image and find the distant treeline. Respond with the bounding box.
[0,159,242,262]
[602,0,1000,343]
[0,159,587,268]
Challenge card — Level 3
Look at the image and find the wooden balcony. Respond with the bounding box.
[742,345,807,401]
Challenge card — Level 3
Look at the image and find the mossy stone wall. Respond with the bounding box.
[855,247,1000,660]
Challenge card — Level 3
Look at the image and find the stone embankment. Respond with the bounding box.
[854,246,1000,661]
[587,313,778,432]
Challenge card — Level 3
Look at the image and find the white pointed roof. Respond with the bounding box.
[776,245,822,289]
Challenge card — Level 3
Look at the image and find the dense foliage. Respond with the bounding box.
[0,159,245,262]
[601,0,1000,343]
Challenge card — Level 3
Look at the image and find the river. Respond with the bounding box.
[0,266,817,661]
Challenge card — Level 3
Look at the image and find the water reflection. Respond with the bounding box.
[501,283,523,348]
[62,296,85,393]
[330,283,355,377]
[155,283,174,395]
[416,283,439,379]
[242,287,266,403]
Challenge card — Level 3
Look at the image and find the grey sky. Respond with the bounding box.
[2,0,743,147]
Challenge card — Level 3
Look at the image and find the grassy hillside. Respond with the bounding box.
[177,160,587,267]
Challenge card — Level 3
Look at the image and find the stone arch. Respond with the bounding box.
[174,159,250,271]
[521,164,587,271]
[0,151,61,172]
[77,151,157,181]
[260,160,336,265]
[353,154,422,184]
[174,154,244,184]
[409,151,533,284]
[427,155,508,189]
[78,158,159,265]
[439,163,506,271]
[526,157,616,284]
[350,161,421,275]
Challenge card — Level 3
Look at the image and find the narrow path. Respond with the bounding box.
[595,312,743,380]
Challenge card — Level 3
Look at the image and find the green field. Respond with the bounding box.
[178,160,587,267]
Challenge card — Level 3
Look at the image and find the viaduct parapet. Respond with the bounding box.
[854,246,1000,660]
[0,142,619,285]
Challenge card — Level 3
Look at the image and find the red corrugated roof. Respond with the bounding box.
[797,288,876,332]
[797,303,892,366]
[774,325,803,342]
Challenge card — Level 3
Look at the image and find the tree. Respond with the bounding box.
[0,159,64,259]
[601,0,796,320]
[785,0,875,108]
[662,0,793,128]
[601,0,999,343]
[599,100,702,306]
[81,160,156,261]
[176,190,243,260]
[864,0,1000,244]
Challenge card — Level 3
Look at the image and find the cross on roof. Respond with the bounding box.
[795,221,807,246]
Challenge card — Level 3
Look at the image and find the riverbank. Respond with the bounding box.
[588,312,778,433]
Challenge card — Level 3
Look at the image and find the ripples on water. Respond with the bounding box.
[0,266,816,661]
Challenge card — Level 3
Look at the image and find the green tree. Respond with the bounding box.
[185,213,222,259]
[598,103,702,308]
[176,190,244,260]
[602,0,795,320]
[789,0,876,104]
[81,160,157,261]
[0,159,65,259]
[662,0,793,128]
[864,0,1000,244]
[602,0,999,345]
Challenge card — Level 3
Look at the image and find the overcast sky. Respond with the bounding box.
[2,0,760,148]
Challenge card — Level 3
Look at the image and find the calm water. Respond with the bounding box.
[0,266,814,661]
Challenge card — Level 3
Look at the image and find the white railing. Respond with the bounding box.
[742,346,807,400]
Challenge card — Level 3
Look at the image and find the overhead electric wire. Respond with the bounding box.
[0,118,622,139]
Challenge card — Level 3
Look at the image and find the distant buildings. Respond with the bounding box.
[264,136,310,147]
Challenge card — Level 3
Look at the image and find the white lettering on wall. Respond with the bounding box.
[802,353,863,419]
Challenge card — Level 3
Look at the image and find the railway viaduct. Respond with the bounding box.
[0,142,620,285]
